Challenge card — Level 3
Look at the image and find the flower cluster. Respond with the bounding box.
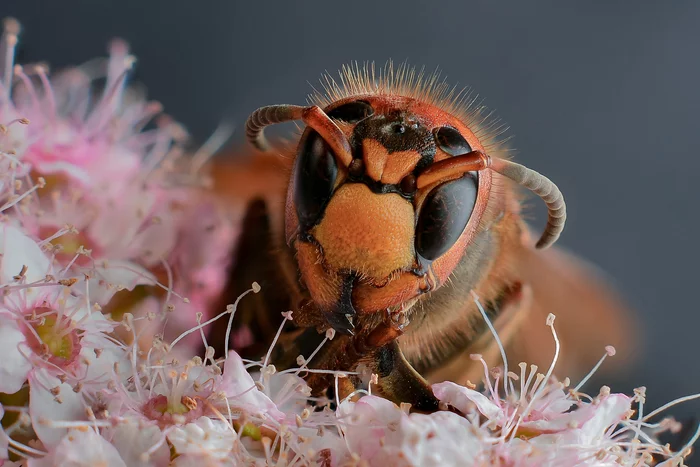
[0,18,697,467]
[333,317,698,466]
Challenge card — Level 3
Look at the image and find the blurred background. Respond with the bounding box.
[4,1,699,419]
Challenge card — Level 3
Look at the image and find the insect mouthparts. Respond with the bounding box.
[324,312,355,336]
[324,273,358,335]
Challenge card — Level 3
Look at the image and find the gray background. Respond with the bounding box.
[4,1,699,419]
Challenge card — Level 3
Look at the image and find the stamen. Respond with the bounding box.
[169,286,257,350]
[294,336,329,376]
[6,436,47,457]
[522,364,538,404]
[84,60,133,134]
[642,393,700,422]
[574,345,617,393]
[472,290,509,397]
[159,258,174,315]
[508,314,560,439]
[34,64,57,120]
[13,65,41,113]
[39,226,74,247]
[224,282,260,359]
[660,424,700,466]
[470,354,499,406]
[0,176,45,212]
[524,314,560,412]
[259,311,290,383]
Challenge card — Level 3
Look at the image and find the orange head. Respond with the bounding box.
[245,72,565,335]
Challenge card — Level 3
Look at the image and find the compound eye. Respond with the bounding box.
[415,173,478,261]
[293,130,338,231]
[327,100,374,123]
[434,126,472,156]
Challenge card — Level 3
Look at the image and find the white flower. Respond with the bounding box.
[0,319,33,394]
[503,394,634,466]
[27,428,126,467]
[380,411,487,466]
[336,395,404,461]
[336,396,488,466]
[168,417,236,459]
[107,420,170,467]
[28,370,87,449]
[216,352,285,422]
[0,223,52,309]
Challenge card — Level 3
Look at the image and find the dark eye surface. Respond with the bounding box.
[415,174,478,261]
[327,100,374,123]
[434,126,472,156]
[293,130,338,231]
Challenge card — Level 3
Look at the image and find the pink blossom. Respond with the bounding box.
[0,22,233,339]
[7,38,144,190]
[0,223,122,394]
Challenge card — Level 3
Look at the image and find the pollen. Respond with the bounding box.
[28,314,80,365]
[39,225,98,267]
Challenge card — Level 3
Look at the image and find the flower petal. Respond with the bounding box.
[167,417,235,460]
[336,396,404,461]
[29,370,86,448]
[0,320,32,394]
[85,260,156,305]
[52,428,126,467]
[109,419,169,467]
[0,224,51,285]
[432,381,502,420]
[218,352,285,421]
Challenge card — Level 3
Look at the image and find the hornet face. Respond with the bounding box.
[284,96,494,334]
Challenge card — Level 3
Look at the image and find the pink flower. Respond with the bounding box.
[7,37,143,190]
[0,223,122,394]
[0,18,236,370]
